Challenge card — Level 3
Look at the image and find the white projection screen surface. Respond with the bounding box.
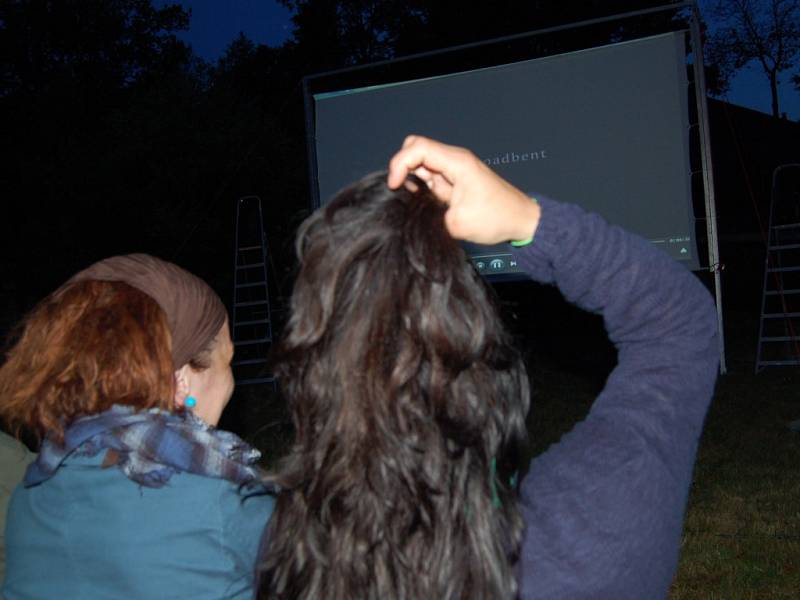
[311,32,699,275]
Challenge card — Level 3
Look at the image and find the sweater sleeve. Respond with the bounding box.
[513,197,719,600]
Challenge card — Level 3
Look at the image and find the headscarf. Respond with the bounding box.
[69,254,226,368]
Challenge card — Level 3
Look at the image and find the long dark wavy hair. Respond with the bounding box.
[257,172,530,599]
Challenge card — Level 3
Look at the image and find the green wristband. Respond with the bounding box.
[509,196,538,247]
[510,236,533,247]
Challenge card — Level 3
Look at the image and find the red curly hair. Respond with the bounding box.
[0,280,175,444]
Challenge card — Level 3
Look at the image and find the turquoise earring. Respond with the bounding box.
[185,396,197,409]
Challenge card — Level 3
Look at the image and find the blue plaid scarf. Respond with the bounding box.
[25,405,265,489]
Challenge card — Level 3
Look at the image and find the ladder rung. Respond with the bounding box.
[772,223,800,230]
[768,243,800,251]
[235,281,267,289]
[234,196,274,375]
[760,336,800,342]
[757,360,800,366]
[762,312,800,319]
[767,266,800,273]
[234,338,272,347]
[233,318,271,326]
[233,358,269,366]
[765,289,800,296]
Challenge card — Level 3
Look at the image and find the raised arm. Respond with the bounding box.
[512,196,717,599]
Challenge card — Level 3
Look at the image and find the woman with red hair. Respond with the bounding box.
[0,254,273,599]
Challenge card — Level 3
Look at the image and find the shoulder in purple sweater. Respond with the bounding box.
[512,197,719,599]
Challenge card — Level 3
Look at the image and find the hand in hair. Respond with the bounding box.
[387,135,541,245]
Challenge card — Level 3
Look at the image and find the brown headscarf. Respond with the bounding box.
[70,254,227,369]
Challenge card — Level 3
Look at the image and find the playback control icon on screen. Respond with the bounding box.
[651,236,693,262]
[471,253,520,275]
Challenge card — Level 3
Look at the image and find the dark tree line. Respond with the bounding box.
[1,0,305,316]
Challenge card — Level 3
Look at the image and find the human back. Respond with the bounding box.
[257,173,530,599]
[1,254,273,599]
[5,449,266,599]
[258,135,720,599]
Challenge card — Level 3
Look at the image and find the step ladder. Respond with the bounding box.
[755,164,800,371]
[232,196,276,387]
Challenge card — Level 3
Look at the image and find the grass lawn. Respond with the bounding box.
[518,300,800,599]
[671,367,800,599]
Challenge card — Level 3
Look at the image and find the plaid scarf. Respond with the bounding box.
[25,405,265,489]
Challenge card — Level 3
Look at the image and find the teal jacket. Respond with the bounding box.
[0,432,35,585]
[3,450,273,599]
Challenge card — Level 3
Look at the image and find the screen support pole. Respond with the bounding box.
[690,4,727,374]
[302,77,321,208]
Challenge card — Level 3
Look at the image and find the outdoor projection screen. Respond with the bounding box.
[309,31,699,275]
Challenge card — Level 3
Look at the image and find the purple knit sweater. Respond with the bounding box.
[512,197,719,599]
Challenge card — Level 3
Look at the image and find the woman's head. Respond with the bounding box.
[259,172,530,599]
[0,254,231,442]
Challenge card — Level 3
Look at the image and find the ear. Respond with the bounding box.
[173,364,192,408]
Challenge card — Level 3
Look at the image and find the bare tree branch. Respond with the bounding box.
[705,0,800,116]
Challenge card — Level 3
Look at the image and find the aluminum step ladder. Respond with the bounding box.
[231,196,276,386]
[755,165,800,371]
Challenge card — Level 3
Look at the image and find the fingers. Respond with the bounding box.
[387,135,466,190]
[387,135,540,244]
[427,173,453,202]
[411,166,435,184]
[399,169,453,203]
[387,135,425,189]
[401,134,418,149]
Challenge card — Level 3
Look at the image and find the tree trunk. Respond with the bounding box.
[770,70,780,117]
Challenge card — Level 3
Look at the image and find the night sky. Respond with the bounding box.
[164,0,800,121]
